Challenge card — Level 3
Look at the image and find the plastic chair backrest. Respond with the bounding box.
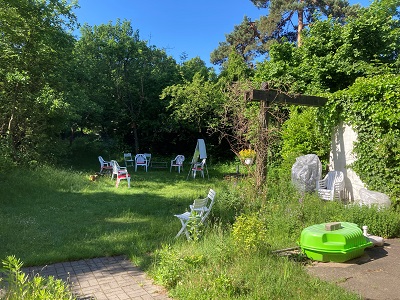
[175,155,185,165]
[135,154,147,164]
[124,153,133,160]
[326,171,342,190]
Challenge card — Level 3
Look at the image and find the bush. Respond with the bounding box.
[232,213,269,253]
[0,255,74,300]
[344,205,400,238]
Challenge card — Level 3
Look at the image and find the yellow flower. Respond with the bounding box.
[239,149,256,159]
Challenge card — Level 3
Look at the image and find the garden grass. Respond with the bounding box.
[0,163,221,268]
[0,161,365,299]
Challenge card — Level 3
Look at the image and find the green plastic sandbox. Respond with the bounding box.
[299,222,373,262]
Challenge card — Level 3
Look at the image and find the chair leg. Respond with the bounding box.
[175,220,190,240]
[175,219,187,238]
[127,177,131,188]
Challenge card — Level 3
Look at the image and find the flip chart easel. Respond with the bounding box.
[187,139,209,179]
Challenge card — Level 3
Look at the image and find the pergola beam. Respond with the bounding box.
[245,90,327,107]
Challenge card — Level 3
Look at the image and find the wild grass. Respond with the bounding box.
[0,162,223,268]
[2,159,393,299]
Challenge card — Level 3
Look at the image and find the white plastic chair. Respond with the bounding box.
[135,154,148,172]
[316,171,344,200]
[174,189,216,240]
[191,158,206,178]
[170,155,185,173]
[144,153,152,167]
[123,153,135,167]
[111,160,131,188]
[98,156,113,175]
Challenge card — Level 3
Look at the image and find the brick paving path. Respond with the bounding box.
[23,256,172,300]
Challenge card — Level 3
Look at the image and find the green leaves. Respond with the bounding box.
[330,75,400,200]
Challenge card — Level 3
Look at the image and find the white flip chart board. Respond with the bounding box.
[191,139,207,164]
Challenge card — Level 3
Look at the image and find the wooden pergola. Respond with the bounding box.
[245,88,328,189]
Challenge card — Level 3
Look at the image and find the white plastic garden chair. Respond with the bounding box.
[111,160,131,188]
[316,170,344,200]
[191,158,206,178]
[174,189,216,240]
[170,155,185,173]
[123,153,135,167]
[98,156,113,175]
[135,154,148,172]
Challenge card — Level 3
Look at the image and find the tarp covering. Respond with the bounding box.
[291,154,322,192]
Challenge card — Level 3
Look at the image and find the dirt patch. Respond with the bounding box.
[307,238,400,300]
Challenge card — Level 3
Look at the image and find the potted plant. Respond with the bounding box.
[239,149,256,165]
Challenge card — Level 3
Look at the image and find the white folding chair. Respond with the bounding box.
[174,189,216,240]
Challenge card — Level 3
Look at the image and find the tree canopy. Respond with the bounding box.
[211,0,360,66]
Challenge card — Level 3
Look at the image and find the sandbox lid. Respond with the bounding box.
[300,222,373,262]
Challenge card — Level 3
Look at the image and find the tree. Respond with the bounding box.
[250,0,359,45]
[210,17,268,66]
[75,20,179,153]
[179,56,212,82]
[211,0,359,66]
[0,0,79,163]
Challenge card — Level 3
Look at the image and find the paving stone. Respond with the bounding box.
[20,256,171,300]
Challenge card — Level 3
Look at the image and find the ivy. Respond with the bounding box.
[329,75,400,202]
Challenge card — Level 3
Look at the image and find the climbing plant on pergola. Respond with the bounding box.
[245,88,327,190]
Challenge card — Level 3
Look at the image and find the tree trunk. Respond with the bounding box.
[255,100,269,191]
[132,122,140,154]
[297,6,304,46]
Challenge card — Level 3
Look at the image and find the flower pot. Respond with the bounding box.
[244,158,253,165]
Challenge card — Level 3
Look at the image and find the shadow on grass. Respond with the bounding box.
[0,165,222,270]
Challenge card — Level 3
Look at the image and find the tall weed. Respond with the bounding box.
[0,256,74,300]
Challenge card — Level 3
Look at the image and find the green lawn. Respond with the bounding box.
[0,162,363,299]
[0,163,223,268]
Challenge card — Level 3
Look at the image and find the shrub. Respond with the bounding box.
[152,244,205,289]
[344,205,400,238]
[0,255,74,300]
[232,213,269,253]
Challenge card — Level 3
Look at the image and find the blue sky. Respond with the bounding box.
[73,0,372,68]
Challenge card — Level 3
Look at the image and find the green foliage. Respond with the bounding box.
[161,72,222,133]
[0,0,78,164]
[211,0,359,67]
[152,244,205,289]
[187,211,204,242]
[280,107,331,166]
[345,205,400,238]
[255,0,400,93]
[75,19,180,154]
[328,74,400,200]
[210,17,266,66]
[0,255,74,300]
[232,213,269,253]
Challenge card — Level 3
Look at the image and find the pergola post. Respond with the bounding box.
[245,89,327,191]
